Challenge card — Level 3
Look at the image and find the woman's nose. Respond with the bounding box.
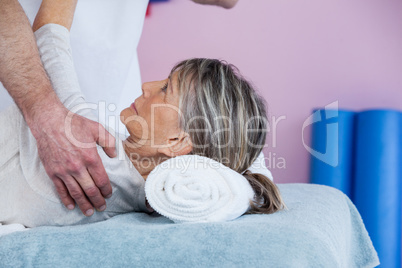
[141,81,163,98]
[141,82,153,98]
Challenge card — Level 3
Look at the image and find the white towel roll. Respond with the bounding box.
[145,155,255,223]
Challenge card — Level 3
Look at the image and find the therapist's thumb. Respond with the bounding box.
[95,123,117,158]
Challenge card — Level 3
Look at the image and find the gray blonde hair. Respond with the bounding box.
[171,58,286,214]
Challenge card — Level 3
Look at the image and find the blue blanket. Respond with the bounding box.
[0,183,379,267]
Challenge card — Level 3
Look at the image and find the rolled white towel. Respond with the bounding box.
[145,155,255,223]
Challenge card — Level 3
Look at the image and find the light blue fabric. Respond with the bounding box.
[0,184,379,268]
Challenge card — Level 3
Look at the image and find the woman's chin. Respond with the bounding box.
[120,107,132,124]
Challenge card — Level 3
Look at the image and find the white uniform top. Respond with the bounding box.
[0,0,149,133]
[0,24,149,228]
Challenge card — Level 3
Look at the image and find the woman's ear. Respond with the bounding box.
[157,131,193,157]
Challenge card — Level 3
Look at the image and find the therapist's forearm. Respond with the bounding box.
[192,0,239,9]
[32,0,78,32]
[0,0,63,129]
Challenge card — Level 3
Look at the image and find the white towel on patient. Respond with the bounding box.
[145,155,255,223]
[246,152,274,181]
[0,223,28,237]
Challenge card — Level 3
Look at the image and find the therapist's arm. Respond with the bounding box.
[191,0,238,9]
[0,0,116,216]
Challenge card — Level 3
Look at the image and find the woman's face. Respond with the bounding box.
[120,73,183,156]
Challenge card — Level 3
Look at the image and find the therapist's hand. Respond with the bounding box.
[30,99,117,216]
[0,0,116,216]
[191,0,239,9]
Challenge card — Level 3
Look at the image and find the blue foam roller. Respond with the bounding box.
[310,109,356,198]
[353,110,401,268]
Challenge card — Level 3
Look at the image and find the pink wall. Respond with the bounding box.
[138,0,402,183]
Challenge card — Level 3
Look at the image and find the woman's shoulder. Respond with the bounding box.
[96,136,146,211]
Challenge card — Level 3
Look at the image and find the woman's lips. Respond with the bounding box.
[131,102,138,114]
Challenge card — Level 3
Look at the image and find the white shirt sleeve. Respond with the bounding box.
[34,24,96,121]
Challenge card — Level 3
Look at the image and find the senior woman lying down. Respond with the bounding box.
[0,1,285,227]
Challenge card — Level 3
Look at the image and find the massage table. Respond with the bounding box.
[0,183,379,267]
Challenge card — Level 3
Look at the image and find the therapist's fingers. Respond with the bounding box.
[63,174,96,217]
[96,124,117,159]
[88,124,114,199]
[84,144,113,200]
[52,177,75,210]
[73,168,108,214]
[87,160,113,201]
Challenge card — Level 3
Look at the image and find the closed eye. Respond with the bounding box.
[161,82,168,92]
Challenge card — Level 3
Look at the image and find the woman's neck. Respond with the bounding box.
[122,139,169,180]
